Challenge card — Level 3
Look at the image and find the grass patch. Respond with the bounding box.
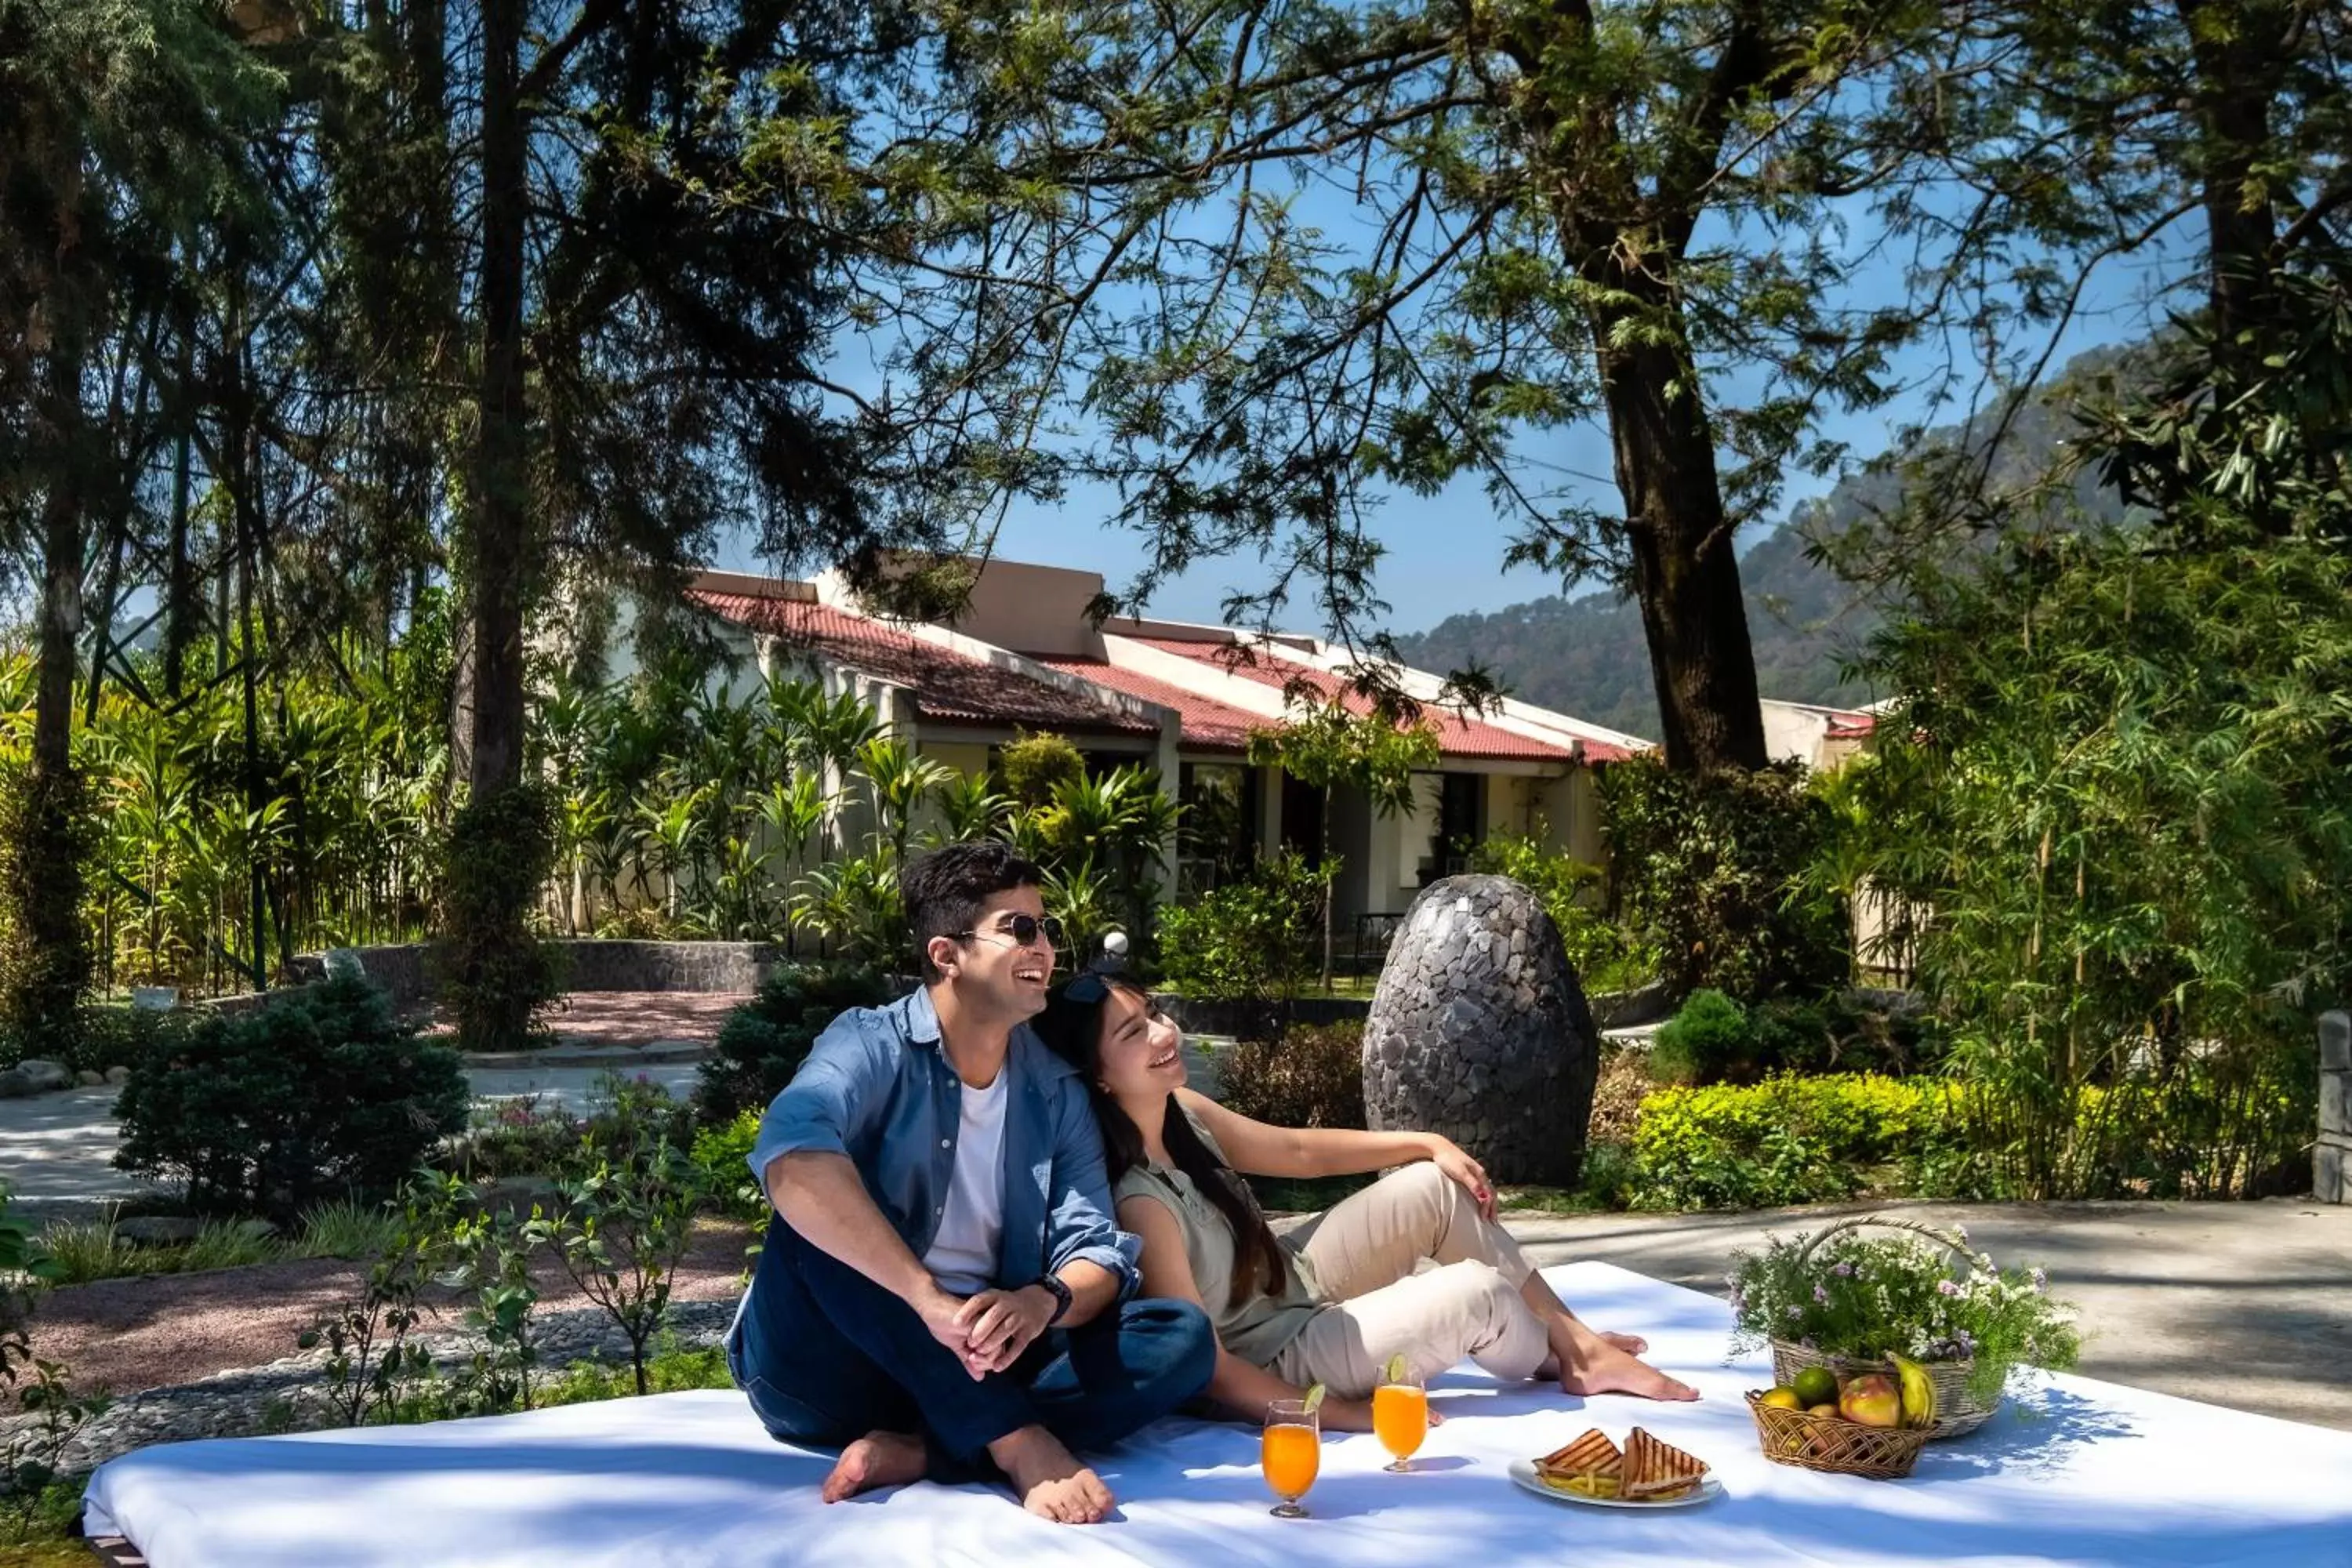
[38,1214,280,1285]
[0,1478,89,1563]
[534,1345,734,1407]
[0,1540,99,1566]
[290,1199,403,1261]
[39,1200,412,1287]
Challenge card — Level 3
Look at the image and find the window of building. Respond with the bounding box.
[1430,771,1485,880]
[1178,761,1255,895]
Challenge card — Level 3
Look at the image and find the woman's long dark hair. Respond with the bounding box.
[1035,977,1290,1309]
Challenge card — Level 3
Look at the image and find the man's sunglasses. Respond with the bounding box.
[952,913,1064,951]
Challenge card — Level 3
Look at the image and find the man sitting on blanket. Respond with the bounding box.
[728,840,1217,1524]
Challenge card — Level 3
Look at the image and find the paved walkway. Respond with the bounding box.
[2,991,750,1216]
[1509,1198,2352,1432]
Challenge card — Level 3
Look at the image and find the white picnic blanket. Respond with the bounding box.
[82,1261,2352,1568]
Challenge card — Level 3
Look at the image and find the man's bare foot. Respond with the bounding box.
[1559,1341,1698,1402]
[822,1430,927,1503]
[1600,1330,1648,1355]
[989,1425,1115,1524]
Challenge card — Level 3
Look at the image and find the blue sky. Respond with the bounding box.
[710,176,2198,639]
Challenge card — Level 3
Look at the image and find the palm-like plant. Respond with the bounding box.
[855,738,955,860]
[1040,857,1116,968]
[789,852,906,964]
[927,770,1012,846]
[637,783,713,924]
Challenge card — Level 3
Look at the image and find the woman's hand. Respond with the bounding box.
[1425,1137,1497,1221]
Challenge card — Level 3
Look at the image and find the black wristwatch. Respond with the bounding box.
[1032,1272,1073,1327]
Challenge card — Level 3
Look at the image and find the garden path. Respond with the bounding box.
[1508,1199,2352,1432]
[0,991,748,1218]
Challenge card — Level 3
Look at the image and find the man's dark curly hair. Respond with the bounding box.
[901,840,1044,982]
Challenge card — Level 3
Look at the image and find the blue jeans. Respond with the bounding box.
[727,1218,1216,1477]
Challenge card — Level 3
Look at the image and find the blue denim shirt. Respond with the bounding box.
[746,986,1142,1298]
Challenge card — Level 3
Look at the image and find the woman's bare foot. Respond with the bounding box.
[1559,1341,1698,1402]
[988,1425,1115,1524]
[822,1430,927,1502]
[1600,1330,1648,1355]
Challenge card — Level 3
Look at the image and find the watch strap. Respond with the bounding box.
[1033,1272,1073,1326]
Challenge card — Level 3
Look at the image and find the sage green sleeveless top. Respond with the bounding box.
[1115,1113,1325,1367]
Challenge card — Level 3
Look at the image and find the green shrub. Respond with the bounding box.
[1597,754,1846,1003]
[71,1003,188,1076]
[1631,1073,1969,1211]
[1157,850,1324,1033]
[113,972,470,1215]
[695,962,894,1121]
[690,1108,768,1223]
[1646,989,1752,1085]
[1576,1141,1642,1210]
[1648,990,1945,1087]
[457,1094,586,1179]
[433,780,567,1053]
[999,730,1087,809]
[1462,828,1659,994]
[1213,1022,1366,1131]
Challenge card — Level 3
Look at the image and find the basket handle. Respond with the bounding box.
[1792,1214,1975,1268]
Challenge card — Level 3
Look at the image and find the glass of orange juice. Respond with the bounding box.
[1261,1399,1320,1517]
[1373,1367,1428,1472]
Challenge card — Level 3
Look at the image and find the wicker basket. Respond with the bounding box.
[1747,1391,1933,1479]
[1771,1214,2001,1440]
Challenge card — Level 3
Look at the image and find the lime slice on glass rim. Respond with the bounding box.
[1384,1353,1410,1386]
[1300,1382,1327,1415]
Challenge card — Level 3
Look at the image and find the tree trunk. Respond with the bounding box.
[2175,0,2284,345]
[14,307,95,1053]
[32,347,85,793]
[1319,783,1338,990]
[466,0,529,799]
[1591,325,1770,773]
[1511,1,1775,775]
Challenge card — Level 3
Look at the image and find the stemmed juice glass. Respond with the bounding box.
[1261,1399,1321,1518]
[1372,1368,1428,1472]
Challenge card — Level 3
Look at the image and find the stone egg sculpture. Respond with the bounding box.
[1361,873,1599,1185]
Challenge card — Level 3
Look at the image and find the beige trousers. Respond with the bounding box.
[1267,1163,1553,1397]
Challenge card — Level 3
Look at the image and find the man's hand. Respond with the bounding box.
[1427,1138,1497,1221]
[916,1288,993,1378]
[955,1285,1057,1375]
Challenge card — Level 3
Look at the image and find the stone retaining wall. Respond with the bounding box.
[2321,1011,2350,1204]
[227,939,789,1014]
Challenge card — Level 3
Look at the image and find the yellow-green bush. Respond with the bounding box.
[1631,1073,1969,1211]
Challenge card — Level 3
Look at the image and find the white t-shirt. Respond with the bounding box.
[921,1069,1010,1296]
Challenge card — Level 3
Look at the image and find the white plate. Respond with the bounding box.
[1507,1458,1722,1510]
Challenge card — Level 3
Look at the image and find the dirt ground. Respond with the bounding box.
[25,1219,760,1399]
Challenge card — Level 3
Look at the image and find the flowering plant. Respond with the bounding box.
[1726,1225,2079,1406]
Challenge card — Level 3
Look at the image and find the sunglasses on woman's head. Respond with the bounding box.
[953,913,1064,951]
[1062,971,1111,1004]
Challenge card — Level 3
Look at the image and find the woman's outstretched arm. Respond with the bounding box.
[1177,1088,1495,1219]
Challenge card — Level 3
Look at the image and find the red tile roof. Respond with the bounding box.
[1825,713,1878,740]
[1032,657,1263,753]
[691,593,1160,738]
[1129,637,1594,764]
